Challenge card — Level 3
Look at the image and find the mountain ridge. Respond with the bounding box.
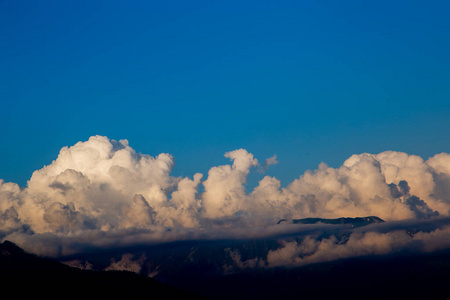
[0,240,202,299]
[277,216,385,227]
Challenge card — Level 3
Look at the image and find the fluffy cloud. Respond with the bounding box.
[105,253,147,274]
[1,135,450,261]
[201,149,258,218]
[265,223,450,268]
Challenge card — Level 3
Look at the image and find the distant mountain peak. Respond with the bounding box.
[278,216,384,227]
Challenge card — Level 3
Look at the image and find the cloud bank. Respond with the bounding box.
[1,135,450,263]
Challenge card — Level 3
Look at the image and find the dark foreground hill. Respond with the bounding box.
[3,237,450,300]
[0,240,200,299]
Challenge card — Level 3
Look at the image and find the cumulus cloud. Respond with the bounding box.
[265,222,450,268]
[201,149,258,218]
[105,253,147,274]
[1,135,450,265]
[217,217,450,270]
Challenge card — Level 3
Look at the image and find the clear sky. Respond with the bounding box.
[1,0,450,187]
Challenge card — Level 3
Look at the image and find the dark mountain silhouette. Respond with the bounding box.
[167,248,450,300]
[277,216,385,227]
[0,240,201,299]
[4,214,450,300]
[68,234,448,300]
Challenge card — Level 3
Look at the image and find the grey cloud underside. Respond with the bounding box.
[61,216,450,276]
[1,135,450,265]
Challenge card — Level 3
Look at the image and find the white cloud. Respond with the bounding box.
[105,253,146,274]
[1,135,450,264]
[201,149,258,218]
[265,224,450,268]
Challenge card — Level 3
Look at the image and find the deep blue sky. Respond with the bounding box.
[1,0,450,187]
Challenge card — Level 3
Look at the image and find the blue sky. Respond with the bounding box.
[1,0,450,187]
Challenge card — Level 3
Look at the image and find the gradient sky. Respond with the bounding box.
[1,0,450,187]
